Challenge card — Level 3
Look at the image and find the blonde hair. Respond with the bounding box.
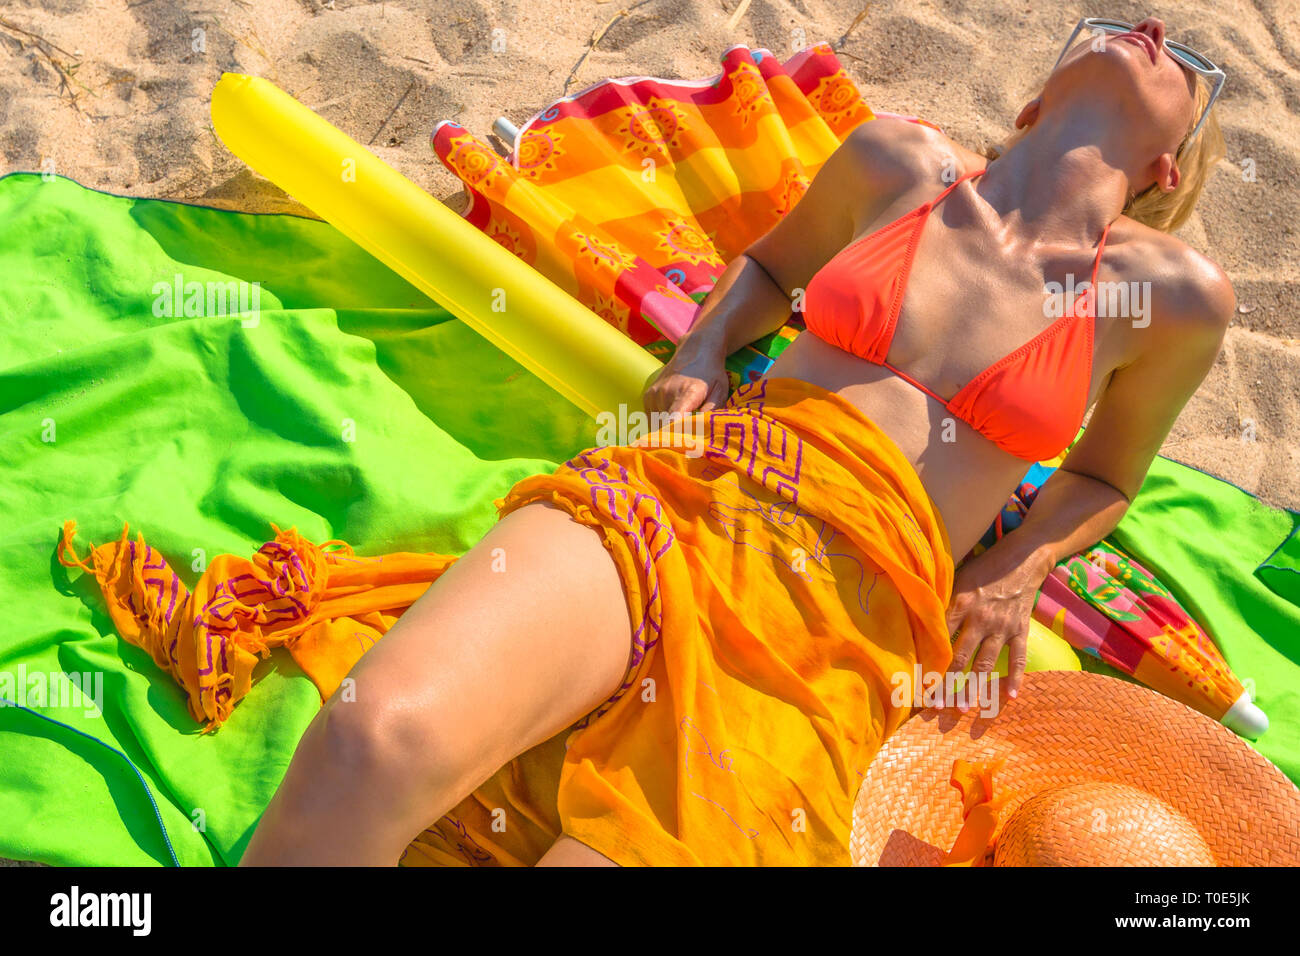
[983,75,1225,233]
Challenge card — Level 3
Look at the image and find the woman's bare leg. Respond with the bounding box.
[240,501,633,866]
[535,835,619,867]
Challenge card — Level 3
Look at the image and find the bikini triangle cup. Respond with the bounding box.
[803,169,1112,462]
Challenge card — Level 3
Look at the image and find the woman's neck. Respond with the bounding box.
[973,109,1132,248]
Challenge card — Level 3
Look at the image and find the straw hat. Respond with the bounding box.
[852,671,1300,866]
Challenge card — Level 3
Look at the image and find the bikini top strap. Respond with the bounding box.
[930,168,987,207]
[1090,219,1114,290]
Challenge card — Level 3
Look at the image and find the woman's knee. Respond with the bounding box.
[295,500,637,798]
[312,687,480,796]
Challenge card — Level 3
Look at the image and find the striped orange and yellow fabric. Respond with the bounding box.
[431,42,915,388]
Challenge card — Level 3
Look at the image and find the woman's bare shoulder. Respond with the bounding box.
[1102,217,1234,332]
[836,116,983,203]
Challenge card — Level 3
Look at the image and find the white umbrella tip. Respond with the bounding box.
[1223,691,1269,738]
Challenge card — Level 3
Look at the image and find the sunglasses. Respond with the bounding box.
[1053,17,1225,151]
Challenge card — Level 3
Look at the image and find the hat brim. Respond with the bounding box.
[852,671,1300,866]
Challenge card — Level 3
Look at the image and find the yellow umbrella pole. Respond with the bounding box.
[210,73,662,419]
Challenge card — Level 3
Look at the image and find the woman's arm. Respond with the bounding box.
[644,118,925,413]
[946,244,1235,697]
[1053,248,1236,502]
[668,253,797,368]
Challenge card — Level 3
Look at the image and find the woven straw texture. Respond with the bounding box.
[993,783,1216,866]
[852,671,1300,866]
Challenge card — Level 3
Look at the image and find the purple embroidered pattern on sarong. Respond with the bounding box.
[565,445,674,727]
[192,541,315,705]
[119,538,189,668]
[710,379,804,503]
[548,379,818,727]
[701,462,882,615]
[426,814,495,865]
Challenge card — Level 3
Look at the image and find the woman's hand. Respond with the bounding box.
[944,541,1054,701]
[643,339,731,415]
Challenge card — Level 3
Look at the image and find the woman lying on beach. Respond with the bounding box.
[242,16,1231,866]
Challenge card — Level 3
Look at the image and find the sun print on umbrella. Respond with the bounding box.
[656,217,725,268]
[615,98,690,161]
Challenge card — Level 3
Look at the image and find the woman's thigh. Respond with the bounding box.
[338,499,635,789]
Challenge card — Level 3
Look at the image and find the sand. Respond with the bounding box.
[1,0,1298,508]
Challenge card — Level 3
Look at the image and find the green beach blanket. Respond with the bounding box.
[1,172,1297,866]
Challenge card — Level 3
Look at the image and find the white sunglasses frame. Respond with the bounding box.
[1053,17,1225,150]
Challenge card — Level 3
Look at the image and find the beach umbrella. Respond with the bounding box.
[967,466,1266,737]
[1031,539,1267,737]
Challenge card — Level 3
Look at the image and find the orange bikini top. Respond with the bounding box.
[803,169,1111,462]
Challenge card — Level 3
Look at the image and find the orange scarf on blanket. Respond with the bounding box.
[58,523,455,730]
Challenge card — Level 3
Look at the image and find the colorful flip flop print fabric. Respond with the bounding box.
[967,465,1246,723]
[1033,538,1245,723]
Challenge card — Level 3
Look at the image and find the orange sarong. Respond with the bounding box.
[60,377,954,865]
